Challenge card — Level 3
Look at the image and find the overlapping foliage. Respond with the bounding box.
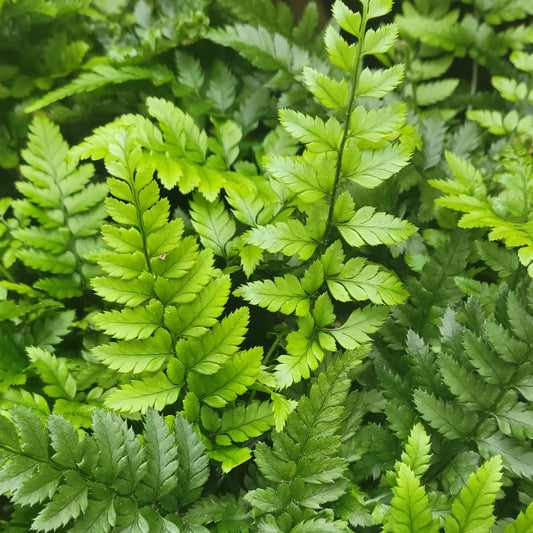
[1,0,532,530]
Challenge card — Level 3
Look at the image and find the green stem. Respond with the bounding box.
[0,263,15,283]
[263,332,283,368]
[470,61,478,97]
[321,4,369,249]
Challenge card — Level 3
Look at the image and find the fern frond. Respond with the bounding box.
[0,407,209,531]
[11,116,105,297]
[26,64,173,112]
[384,463,439,533]
[246,349,361,525]
[336,206,416,247]
[444,456,503,533]
[235,0,414,390]
[76,121,271,467]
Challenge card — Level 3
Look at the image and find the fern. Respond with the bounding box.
[377,277,533,498]
[245,348,364,530]
[382,424,511,533]
[235,0,416,388]
[0,116,113,426]
[0,406,209,531]
[75,122,273,470]
[430,148,533,276]
[6,115,106,297]
[443,455,503,533]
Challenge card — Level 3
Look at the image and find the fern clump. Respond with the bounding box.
[0,406,209,531]
[1,0,533,530]
[376,274,533,521]
[381,423,533,533]
[0,116,112,426]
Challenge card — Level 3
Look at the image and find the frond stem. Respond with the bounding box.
[321,6,368,249]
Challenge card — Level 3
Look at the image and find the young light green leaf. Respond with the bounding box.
[164,275,230,338]
[363,24,398,56]
[384,463,438,533]
[279,109,342,152]
[246,219,321,260]
[356,65,404,98]
[504,501,533,533]
[332,1,362,38]
[444,456,502,533]
[92,330,173,374]
[235,274,312,316]
[302,67,349,111]
[92,300,164,341]
[326,257,409,305]
[175,307,249,375]
[324,25,356,71]
[218,401,274,444]
[343,144,412,188]
[105,373,181,415]
[401,423,432,477]
[336,206,416,247]
[26,347,77,401]
[190,194,236,257]
[366,0,393,19]
[329,305,388,349]
[188,347,262,408]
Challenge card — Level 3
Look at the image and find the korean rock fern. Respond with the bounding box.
[0,406,210,532]
[0,116,109,426]
[234,0,416,388]
[245,348,365,531]
[4,115,106,298]
[430,50,533,277]
[375,265,533,523]
[76,123,274,471]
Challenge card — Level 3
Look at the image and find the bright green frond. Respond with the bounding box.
[384,463,438,533]
[444,456,502,533]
